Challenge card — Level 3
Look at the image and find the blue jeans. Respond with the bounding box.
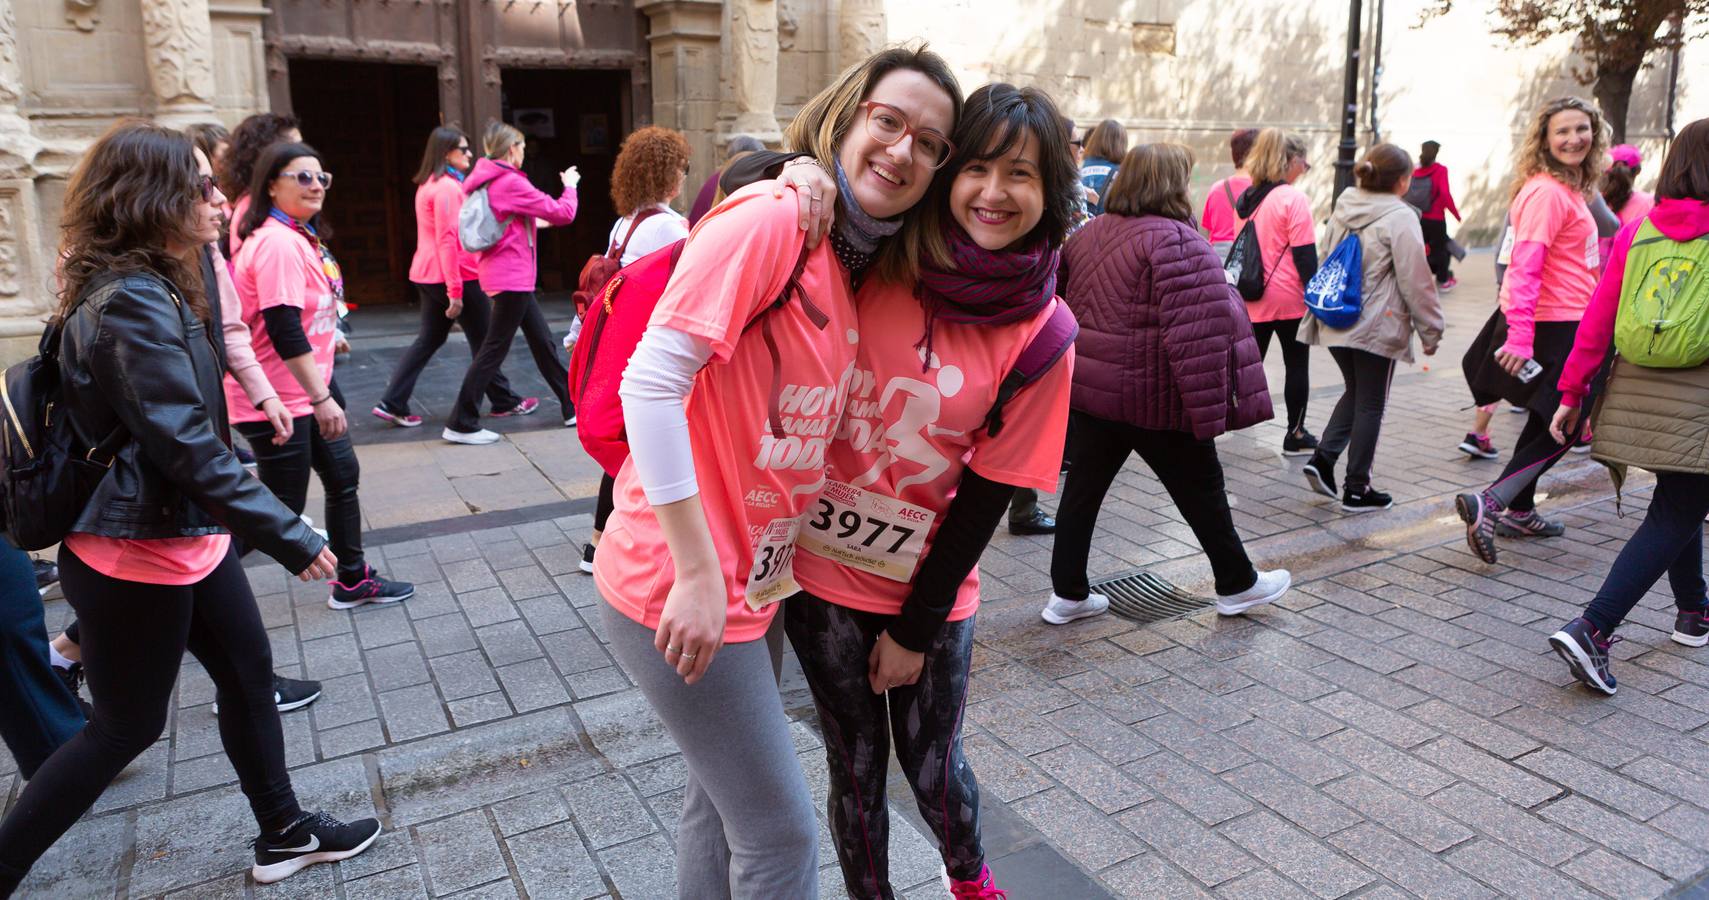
[1583,471,1709,634]
[0,540,82,779]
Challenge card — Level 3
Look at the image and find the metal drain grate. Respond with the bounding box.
[1090,571,1212,625]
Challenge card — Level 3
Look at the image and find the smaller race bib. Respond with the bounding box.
[744,517,801,611]
[1497,227,1516,267]
[1585,232,1601,271]
[799,480,937,583]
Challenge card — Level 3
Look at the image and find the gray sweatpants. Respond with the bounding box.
[600,603,818,898]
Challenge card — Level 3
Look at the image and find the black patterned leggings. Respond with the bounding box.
[783,591,984,899]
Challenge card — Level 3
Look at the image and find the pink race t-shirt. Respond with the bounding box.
[593,185,858,644]
[792,285,1073,621]
[223,217,339,422]
[1236,183,1315,323]
[1201,176,1253,243]
[1618,190,1656,227]
[64,533,231,585]
[1498,173,1598,323]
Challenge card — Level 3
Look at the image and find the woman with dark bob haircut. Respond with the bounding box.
[1047,142,1289,623]
[0,121,377,897]
[219,112,301,256]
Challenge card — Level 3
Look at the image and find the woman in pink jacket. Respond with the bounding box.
[442,122,578,444]
[374,126,532,428]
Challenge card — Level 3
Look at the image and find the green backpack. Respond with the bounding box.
[1614,219,1709,368]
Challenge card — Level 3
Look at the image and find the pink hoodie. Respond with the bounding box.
[1557,197,1709,408]
[462,158,578,295]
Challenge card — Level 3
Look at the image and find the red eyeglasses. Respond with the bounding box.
[858,101,955,169]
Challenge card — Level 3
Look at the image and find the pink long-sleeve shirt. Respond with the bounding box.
[1498,173,1599,359]
[1558,197,1709,408]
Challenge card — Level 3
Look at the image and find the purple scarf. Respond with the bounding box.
[914,223,1059,362]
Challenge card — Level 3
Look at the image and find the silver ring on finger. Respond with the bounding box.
[681,651,698,661]
[666,645,682,655]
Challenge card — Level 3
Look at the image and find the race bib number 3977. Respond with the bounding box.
[798,480,936,583]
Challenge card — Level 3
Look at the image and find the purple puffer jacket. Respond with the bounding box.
[1061,213,1272,440]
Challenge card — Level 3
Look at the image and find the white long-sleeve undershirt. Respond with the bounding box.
[617,324,713,505]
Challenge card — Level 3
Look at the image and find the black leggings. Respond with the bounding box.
[1051,411,1256,598]
[1317,347,1397,490]
[1422,217,1453,283]
[448,290,570,433]
[783,592,983,898]
[1251,316,1310,434]
[235,412,365,581]
[379,281,521,416]
[0,546,300,885]
[1485,409,1575,513]
[594,472,616,533]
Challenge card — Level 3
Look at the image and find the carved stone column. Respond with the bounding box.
[638,0,723,211]
[139,0,219,127]
[728,0,781,142]
[0,0,29,136]
[836,0,887,74]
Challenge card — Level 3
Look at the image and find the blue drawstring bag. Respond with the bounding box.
[1305,228,1364,329]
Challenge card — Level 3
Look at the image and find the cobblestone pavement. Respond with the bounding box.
[10,266,1709,898]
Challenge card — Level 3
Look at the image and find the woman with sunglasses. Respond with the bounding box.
[0,121,377,897]
[228,143,413,608]
[443,122,579,443]
[374,126,533,428]
[592,46,962,896]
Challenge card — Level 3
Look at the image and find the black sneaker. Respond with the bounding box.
[1341,485,1393,513]
[1008,510,1056,535]
[1455,491,1500,564]
[33,559,58,596]
[251,810,381,884]
[1674,608,1709,648]
[1495,508,1566,538]
[212,673,323,716]
[580,543,596,575]
[1549,617,1620,696]
[328,566,415,610]
[54,663,92,721]
[1302,455,1338,499]
[1456,432,1500,460]
[1281,428,1319,457]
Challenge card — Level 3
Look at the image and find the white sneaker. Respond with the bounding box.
[1216,569,1290,616]
[299,514,328,541]
[564,414,577,428]
[442,427,500,445]
[1041,592,1109,625]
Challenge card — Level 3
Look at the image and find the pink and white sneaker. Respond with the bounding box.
[371,405,422,428]
[947,865,1007,899]
[490,397,540,418]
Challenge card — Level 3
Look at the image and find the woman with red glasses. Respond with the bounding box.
[228,142,413,609]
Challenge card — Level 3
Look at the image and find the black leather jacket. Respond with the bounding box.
[56,263,322,573]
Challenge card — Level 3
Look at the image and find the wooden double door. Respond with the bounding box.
[265,0,648,306]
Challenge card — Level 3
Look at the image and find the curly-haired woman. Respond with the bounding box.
[0,121,376,897]
[580,126,693,574]
[1458,97,1609,563]
[219,112,301,256]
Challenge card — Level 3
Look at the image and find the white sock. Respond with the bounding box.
[49,645,73,670]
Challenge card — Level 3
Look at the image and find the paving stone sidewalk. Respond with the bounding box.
[10,268,1709,899]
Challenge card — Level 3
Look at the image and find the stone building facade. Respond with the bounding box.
[0,0,1702,362]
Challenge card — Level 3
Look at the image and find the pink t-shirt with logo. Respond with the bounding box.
[65,533,231,585]
[792,284,1073,621]
[1201,176,1253,243]
[1235,183,1315,323]
[1499,173,1598,324]
[223,217,339,423]
[593,185,857,644]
